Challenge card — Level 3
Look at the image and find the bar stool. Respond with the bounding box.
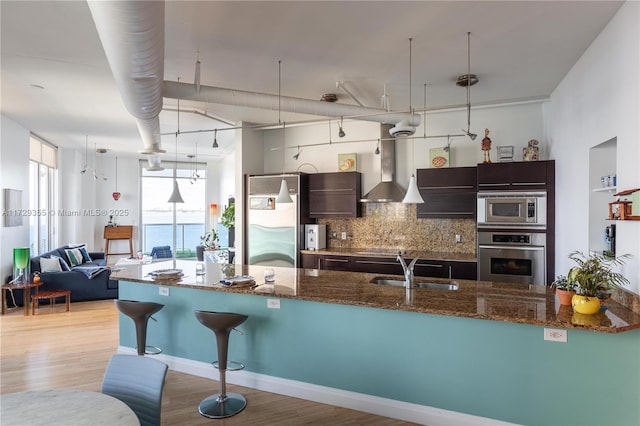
[115,300,164,356]
[194,310,248,419]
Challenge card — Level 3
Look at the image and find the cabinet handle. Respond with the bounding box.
[355,260,397,266]
[326,258,349,263]
[310,212,353,215]
[512,182,546,186]
[421,212,474,215]
[418,185,474,190]
[416,263,444,268]
[478,183,510,187]
[309,189,352,192]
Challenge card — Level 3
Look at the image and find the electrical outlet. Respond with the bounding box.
[159,287,169,296]
[341,232,347,240]
[267,298,281,309]
[544,328,567,342]
[455,234,462,243]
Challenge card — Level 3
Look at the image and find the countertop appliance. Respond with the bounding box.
[477,191,546,229]
[605,224,616,256]
[478,231,546,285]
[305,224,326,250]
[245,174,309,268]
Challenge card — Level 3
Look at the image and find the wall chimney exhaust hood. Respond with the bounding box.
[360,124,406,203]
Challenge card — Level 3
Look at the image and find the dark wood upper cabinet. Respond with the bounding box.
[309,172,362,218]
[477,161,553,191]
[416,167,477,219]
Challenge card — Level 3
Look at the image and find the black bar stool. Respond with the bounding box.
[194,310,248,419]
[115,300,164,356]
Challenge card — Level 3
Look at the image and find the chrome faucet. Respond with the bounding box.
[397,252,419,289]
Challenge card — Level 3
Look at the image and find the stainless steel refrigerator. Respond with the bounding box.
[245,174,309,268]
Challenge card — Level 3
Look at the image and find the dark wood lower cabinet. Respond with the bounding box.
[301,253,477,280]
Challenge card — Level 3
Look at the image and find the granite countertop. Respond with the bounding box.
[300,247,477,262]
[111,260,640,333]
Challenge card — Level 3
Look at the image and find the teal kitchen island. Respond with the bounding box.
[112,260,640,426]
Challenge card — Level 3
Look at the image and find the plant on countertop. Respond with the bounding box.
[200,228,219,250]
[552,275,577,292]
[567,251,631,298]
[220,203,235,229]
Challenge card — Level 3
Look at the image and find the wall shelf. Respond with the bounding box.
[592,186,617,193]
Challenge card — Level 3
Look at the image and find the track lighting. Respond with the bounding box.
[338,117,346,138]
[293,146,301,160]
[460,31,478,142]
[212,129,219,148]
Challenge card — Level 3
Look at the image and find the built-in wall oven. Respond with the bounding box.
[478,232,546,285]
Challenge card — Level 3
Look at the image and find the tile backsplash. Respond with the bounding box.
[318,203,476,254]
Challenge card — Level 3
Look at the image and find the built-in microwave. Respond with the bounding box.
[477,192,546,229]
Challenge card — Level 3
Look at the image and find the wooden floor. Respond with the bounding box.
[0,299,416,425]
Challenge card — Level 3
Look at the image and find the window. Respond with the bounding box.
[140,161,206,257]
[29,135,58,255]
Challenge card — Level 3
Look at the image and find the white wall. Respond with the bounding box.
[263,102,545,196]
[548,0,640,293]
[0,115,30,283]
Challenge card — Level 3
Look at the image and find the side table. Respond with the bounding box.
[1,281,43,316]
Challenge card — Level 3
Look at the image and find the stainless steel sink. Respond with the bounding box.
[369,277,459,291]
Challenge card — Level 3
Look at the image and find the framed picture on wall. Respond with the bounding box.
[3,188,23,227]
[429,148,449,168]
[338,153,357,172]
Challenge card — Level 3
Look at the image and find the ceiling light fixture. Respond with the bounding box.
[293,146,301,160]
[460,32,478,141]
[212,129,219,148]
[338,116,346,138]
[194,51,201,93]
[402,37,424,205]
[80,135,88,174]
[168,79,185,204]
[112,156,121,200]
[374,139,380,155]
[275,60,293,204]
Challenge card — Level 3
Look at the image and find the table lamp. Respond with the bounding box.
[13,247,30,284]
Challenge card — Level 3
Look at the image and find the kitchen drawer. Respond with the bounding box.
[322,255,353,271]
[301,253,322,269]
[352,257,404,275]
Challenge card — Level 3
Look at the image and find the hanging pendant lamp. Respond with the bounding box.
[401,38,424,204]
[275,60,293,204]
[168,86,185,203]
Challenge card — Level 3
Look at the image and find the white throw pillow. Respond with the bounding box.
[40,257,62,272]
[65,248,84,267]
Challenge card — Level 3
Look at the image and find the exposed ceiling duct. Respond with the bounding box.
[163,81,421,127]
[88,1,420,154]
[360,124,406,203]
[87,1,165,154]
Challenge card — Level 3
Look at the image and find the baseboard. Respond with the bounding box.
[117,346,516,426]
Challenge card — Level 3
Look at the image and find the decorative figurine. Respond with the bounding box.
[481,128,492,163]
[523,139,539,161]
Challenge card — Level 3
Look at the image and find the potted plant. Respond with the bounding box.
[200,228,219,250]
[220,203,235,248]
[551,275,577,306]
[567,251,631,314]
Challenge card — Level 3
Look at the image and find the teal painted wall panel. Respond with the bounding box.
[119,282,640,425]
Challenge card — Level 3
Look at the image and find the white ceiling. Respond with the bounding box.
[1,1,623,161]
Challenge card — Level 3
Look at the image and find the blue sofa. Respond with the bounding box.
[6,246,118,307]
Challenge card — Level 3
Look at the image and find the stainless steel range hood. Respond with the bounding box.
[360,124,406,203]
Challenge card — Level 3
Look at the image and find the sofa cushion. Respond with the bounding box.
[51,255,71,271]
[64,248,85,267]
[68,244,92,263]
[40,257,62,272]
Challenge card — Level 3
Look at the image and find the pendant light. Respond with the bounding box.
[402,38,424,204]
[460,32,478,141]
[275,60,293,204]
[80,135,88,174]
[168,80,185,203]
[112,156,121,200]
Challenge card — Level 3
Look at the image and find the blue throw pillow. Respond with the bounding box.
[67,244,93,264]
[51,255,71,271]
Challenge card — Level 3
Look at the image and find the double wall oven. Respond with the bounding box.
[477,192,547,285]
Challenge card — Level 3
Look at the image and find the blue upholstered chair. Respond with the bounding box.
[150,246,172,259]
[102,354,168,426]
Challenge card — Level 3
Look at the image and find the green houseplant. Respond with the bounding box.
[220,203,235,248]
[551,275,577,306]
[567,251,631,314]
[200,228,219,250]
